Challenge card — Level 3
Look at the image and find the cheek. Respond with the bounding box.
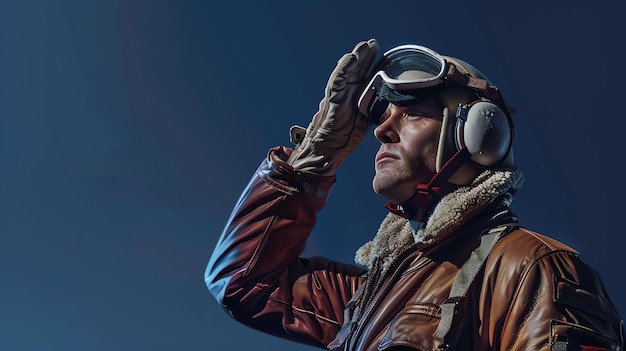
[403,121,442,163]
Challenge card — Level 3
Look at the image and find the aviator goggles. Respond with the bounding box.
[357,44,505,124]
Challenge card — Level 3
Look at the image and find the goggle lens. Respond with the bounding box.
[379,49,444,81]
[358,45,448,121]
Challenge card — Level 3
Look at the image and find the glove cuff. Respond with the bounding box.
[286,138,345,176]
[287,124,353,176]
[264,146,336,197]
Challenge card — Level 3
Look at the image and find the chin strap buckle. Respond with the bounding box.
[415,183,440,199]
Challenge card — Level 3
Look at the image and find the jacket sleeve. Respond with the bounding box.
[488,229,624,351]
[205,146,366,348]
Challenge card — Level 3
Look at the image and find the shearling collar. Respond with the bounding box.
[355,167,524,272]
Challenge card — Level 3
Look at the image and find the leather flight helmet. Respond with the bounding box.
[358,44,516,186]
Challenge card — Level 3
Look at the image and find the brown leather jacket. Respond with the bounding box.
[205,147,624,350]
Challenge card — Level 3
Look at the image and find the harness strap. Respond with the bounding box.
[434,224,515,349]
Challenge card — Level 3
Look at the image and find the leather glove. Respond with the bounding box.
[287,39,379,176]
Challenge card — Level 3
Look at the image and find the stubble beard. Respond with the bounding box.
[372,158,423,203]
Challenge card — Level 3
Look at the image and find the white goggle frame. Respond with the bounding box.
[358,45,449,117]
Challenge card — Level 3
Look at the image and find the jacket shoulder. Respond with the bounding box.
[493,227,580,262]
[484,228,624,350]
[483,227,584,302]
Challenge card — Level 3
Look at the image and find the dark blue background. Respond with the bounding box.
[1,1,624,350]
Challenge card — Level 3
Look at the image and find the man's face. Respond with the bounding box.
[372,96,443,205]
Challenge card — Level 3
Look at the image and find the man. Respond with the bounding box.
[205,39,624,350]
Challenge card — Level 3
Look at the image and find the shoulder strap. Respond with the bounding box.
[434,224,516,349]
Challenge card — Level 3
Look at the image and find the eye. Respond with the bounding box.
[402,112,424,120]
[377,110,392,125]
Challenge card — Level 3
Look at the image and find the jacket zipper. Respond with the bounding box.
[348,248,422,349]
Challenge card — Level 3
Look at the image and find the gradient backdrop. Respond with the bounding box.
[1,1,624,350]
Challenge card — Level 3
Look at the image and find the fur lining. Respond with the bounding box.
[355,168,523,272]
[354,211,415,273]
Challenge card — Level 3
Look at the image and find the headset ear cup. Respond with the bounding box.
[455,101,512,167]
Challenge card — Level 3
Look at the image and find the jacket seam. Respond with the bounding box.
[269,297,341,326]
[242,194,288,278]
[499,229,581,345]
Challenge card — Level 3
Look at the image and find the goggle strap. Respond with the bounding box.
[447,64,501,101]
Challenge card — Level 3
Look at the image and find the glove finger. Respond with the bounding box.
[326,53,352,94]
[330,41,371,83]
[352,38,378,63]
[355,39,379,79]
[343,39,379,83]
[326,40,378,101]
[330,39,377,88]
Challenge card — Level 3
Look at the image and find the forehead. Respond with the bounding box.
[397,70,437,80]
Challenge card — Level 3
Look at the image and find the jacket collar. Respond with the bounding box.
[355,167,523,272]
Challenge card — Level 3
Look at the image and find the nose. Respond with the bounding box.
[374,114,400,144]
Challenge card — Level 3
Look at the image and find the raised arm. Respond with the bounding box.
[205,39,379,348]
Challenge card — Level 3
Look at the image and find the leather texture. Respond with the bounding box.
[205,146,624,351]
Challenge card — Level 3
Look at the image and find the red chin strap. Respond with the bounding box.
[385,147,472,219]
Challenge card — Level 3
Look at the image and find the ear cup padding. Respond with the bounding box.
[456,101,512,167]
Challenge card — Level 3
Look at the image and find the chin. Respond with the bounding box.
[372,176,415,205]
